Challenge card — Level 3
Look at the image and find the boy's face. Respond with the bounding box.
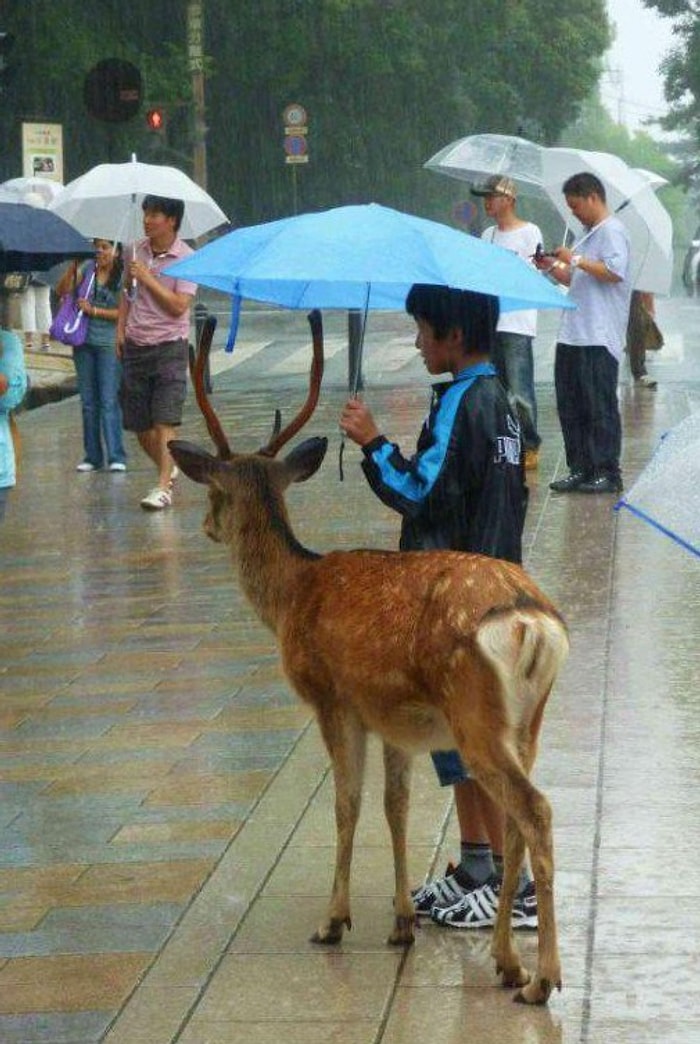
[414,318,461,375]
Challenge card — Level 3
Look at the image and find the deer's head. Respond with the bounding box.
[168,311,327,544]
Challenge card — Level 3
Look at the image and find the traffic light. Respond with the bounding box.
[0,32,15,90]
[146,107,166,132]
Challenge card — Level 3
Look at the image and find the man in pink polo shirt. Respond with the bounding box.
[117,195,197,510]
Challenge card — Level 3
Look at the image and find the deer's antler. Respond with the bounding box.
[259,309,324,457]
[190,314,233,461]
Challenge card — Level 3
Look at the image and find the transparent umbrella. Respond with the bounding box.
[425,134,673,294]
[615,412,700,559]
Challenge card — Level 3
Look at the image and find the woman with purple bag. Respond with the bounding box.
[55,240,127,473]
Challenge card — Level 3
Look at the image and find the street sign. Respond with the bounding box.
[284,135,308,164]
[283,103,307,128]
[22,122,64,182]
[283,104,309,166]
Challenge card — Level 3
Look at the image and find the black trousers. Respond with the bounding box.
[554,343,622,480]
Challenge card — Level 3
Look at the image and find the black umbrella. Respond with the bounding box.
[0,202,94,273]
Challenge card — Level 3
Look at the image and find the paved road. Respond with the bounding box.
[198,290,700,396]
[1,291,699,1043]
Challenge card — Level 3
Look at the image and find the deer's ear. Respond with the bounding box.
[168,439,226,486]
[283,436,328,484]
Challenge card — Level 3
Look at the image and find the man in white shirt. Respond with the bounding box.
[534,172,631,495]
[471,175,542,470]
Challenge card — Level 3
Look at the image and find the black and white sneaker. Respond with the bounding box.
[511,880,538,930]
[431,876,538,930]
[411,864,478,917]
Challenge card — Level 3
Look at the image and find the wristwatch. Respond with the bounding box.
[570,254,583,268]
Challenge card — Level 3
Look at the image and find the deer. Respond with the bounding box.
[168,311,569,1006]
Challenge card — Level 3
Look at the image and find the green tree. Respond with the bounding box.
[559,94,687,245]
[0,0,613,226]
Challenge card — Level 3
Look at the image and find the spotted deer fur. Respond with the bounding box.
[169,312,569,1005]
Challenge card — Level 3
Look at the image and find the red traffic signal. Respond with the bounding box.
[146,108,165,132]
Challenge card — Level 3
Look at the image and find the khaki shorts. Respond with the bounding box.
[120,339,189,433]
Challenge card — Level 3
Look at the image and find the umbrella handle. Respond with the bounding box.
[131,240,137,296]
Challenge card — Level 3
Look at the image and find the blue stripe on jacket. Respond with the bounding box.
[368,362,497,503]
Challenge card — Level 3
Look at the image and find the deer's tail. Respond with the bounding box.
[475,607,569,724]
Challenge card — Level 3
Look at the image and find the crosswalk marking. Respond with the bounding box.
[267,336,347,375]
[208,340,274,374]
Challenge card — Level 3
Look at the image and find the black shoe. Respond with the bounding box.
[577,473,623,495]
[549,470,588,493]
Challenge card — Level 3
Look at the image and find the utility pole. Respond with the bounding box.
[605,63,625,127]
[187,0,207,189]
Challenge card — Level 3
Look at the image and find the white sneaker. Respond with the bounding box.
[636,374,658,388]
[108,462,127,472]
[76,462,99,472]
[140,486,172,511]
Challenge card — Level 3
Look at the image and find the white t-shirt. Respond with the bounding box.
[557,216,631,361]
[482,222,542,337]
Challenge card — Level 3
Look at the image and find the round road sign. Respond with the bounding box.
[283,103,307,128]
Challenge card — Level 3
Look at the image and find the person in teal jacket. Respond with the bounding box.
[0,327,29,522]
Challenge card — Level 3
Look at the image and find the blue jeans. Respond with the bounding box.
[73,344,126,468]
[492,332,540,451]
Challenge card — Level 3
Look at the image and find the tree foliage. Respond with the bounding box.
[558,96,687,243]
[1,0,611,225]
[642,1,700,170]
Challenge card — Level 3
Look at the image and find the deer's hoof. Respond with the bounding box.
[387,915,416,947]
[498,963,531,990]
[513,976,560,1005]
[310,916,351,945]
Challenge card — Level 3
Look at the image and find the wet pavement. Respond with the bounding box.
[1,294,699,1043]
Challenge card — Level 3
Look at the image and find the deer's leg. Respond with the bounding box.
[479,754,560,1005]
[311,709,367,945]
[491,813,528,988]
[382,742,415,947]
[512,784,559,1006]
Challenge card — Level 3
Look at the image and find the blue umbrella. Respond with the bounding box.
[164,202,572,314]
[0,201,94,272]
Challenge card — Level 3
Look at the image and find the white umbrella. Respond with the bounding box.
[633,167,670,191]
[544,147,673,295]
[49,157,228,242]
[425,135,673,294]
[0,176,64,206]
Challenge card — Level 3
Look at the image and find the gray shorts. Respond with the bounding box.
[121,339,189,433]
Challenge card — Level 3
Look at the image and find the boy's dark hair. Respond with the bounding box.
[405,284,499,354]
[562,172,606,203]
[141,195,185,232]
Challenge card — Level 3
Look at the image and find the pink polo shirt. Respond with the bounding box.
[124,237,197,346]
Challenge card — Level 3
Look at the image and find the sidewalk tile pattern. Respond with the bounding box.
[1,302,699,1042]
